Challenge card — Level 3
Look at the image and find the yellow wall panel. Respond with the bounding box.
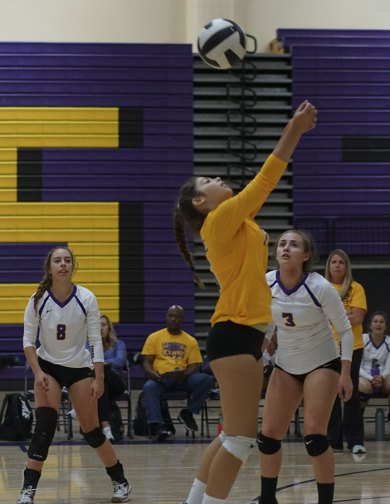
[0,216,120,230]
[0,202,120,324]
[0,202,118,216]
[0,107,118,121]
[0,106,120,205]
[0,123,117,135]
[0,136,119,148]
[0,283,119,298]
[0,229,118,242]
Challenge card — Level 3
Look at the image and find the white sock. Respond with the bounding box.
[202,494,226,504]
[103,426,114,440]
[185,478,206,504]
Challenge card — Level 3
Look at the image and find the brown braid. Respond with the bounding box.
[174,177,207,289]
[33,246,78,313]
[33,276,52,313]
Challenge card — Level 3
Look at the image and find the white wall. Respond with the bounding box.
[2,0,390,51]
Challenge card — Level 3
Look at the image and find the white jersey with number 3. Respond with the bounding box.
[23,284,104,368]
[267,270,352,374]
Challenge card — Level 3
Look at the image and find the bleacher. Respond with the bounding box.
[274,28,390,258]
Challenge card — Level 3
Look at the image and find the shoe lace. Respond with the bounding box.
[18,486,35,503]
[112,481,128,495]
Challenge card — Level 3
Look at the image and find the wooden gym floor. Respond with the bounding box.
[1,392,390,503]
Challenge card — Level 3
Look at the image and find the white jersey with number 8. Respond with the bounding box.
[23,284,104,368]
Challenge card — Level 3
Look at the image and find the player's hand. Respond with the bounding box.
[338,374,353,402]
[91,378,104,400]
[35,370,50,392]
[292,100,317,133]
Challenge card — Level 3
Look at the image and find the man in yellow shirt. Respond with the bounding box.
[141,305,214,441]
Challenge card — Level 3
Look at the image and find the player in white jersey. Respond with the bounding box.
[249,230,353,504]
[16,247,131,504]
[359,311,390,410]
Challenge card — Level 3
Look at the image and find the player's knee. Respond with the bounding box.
[304,434,329,457]
[27,407,58,461]
[222,434,256,462]
[257,431,281,454]
[82,427,106,448]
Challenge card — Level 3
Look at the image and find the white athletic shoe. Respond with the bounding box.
[103,426,115,443]
[352,444,366,454]
[67,408,77,420]
[16,486,36,504]
[111,480,131,503]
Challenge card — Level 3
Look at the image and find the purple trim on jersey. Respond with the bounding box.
[48,285,77,308]
[303,282,322,308]
[275,270,309,295]
[38,294,50,317]
[74,289,87,317]
[367,334,390,352]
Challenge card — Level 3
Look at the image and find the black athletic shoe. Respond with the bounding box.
[178,409,198,432]
[155,425,172,441]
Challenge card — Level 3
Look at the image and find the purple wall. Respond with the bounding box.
[0,42,195,367]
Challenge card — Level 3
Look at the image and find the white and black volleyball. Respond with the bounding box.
[197,18,247,70]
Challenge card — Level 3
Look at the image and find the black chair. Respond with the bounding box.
[114,359,133,438]
[133,352,212,438]
[66,359,133,440]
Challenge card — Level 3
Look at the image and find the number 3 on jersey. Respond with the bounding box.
[282,312,295,327]
[56,324,66,340]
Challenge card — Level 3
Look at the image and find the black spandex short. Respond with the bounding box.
[206,320,265,362]
[275,357,341,383]
[38,357,94,389]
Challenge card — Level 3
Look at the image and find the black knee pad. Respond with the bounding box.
[257,431,281,454]
[28,407,58,461]
[304,434,329,457]
[82,427,106,448]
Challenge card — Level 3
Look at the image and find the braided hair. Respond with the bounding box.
[33,246,77,313]
[174,177,206,288]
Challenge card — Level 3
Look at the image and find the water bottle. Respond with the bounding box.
[375,408,385,441]
[370,359,381,395]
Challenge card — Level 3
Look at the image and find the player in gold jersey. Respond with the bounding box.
[174,101,317,504]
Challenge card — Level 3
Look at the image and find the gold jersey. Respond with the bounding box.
[201,154,287,327]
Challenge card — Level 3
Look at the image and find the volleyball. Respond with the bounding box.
[197,18,247,70]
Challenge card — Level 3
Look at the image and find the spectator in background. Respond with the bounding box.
[68,314,127,443]
[359,311,390,420]
[98,314,127,442]
[325,249,367,455]
[141,305,214,441]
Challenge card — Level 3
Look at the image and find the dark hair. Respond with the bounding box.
[366,310,389,333]
[174,177,206,288]
[274,229,318,272]
[33,246,77,312]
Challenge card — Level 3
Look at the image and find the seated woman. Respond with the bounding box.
[69,314,127,442]
[98,314,127,441]
[359,311,390,419]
